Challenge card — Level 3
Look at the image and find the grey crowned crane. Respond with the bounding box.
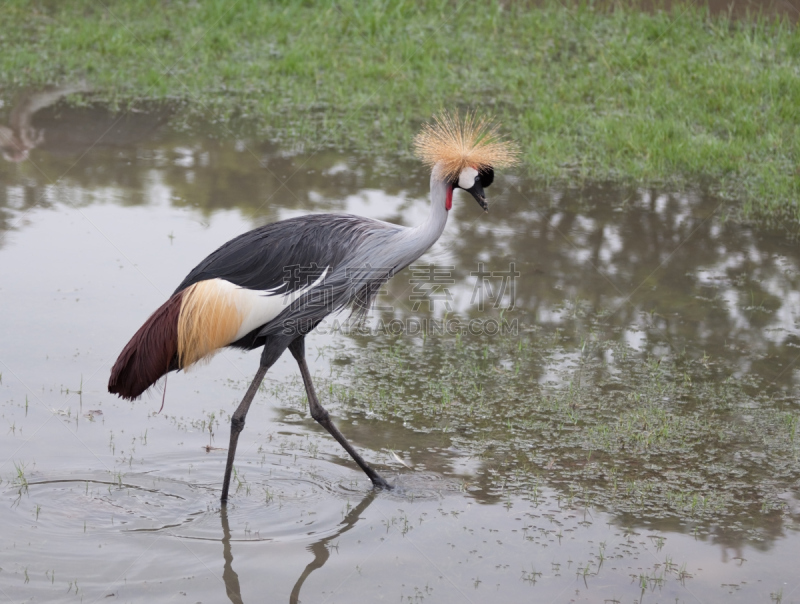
[108,112,518,502]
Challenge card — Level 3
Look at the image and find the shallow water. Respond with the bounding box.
[1,95,799,602]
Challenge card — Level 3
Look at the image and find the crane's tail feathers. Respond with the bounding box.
[108,292,184,400]
[108,280,249,400]
[109,276,325,400]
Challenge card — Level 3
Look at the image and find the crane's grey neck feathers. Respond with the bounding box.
[257,163,451,335]
[384,164,450,268]
[346,162,450,284]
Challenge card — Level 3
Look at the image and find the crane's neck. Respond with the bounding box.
[386,166,450,270]
[413,168,450,244]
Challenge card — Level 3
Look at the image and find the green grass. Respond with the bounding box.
[2,0,799,221]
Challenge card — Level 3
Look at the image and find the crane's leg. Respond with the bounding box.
[221,343,285,503]
[289,336,391,489]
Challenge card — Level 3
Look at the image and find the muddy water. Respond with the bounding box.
[1,98,799,602]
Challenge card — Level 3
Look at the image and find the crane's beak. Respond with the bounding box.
[465,182,488,213]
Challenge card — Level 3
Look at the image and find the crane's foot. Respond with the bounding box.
[369,472,393,490]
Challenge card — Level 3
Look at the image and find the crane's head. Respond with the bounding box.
[414,111,518,213]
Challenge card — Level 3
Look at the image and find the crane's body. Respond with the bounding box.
[108,112,517,502]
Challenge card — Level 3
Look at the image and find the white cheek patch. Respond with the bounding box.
[458,167,479,190]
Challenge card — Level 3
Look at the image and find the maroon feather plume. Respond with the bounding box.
[108,291,184,400]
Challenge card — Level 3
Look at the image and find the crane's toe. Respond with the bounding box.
[370,474,393,490]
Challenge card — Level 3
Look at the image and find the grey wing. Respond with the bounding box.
[174,214,375,295]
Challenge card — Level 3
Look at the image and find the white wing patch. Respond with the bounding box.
[232,267,329,340]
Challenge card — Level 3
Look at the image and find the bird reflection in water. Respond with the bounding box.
[220,490,378,604]
[0,84,173,164]
[221,506,244,604]
[0,84,89,162]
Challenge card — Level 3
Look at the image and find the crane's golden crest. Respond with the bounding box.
[413,111,519,180]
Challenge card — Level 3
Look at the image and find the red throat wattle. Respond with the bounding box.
[445,184,453,211]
